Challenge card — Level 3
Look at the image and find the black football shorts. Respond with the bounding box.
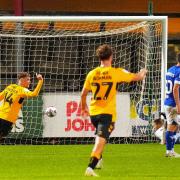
[0,118,13,137]
[90,114,114,140]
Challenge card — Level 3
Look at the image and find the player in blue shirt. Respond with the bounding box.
[164,53,180,157]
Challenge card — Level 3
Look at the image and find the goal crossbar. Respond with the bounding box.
[0,16,167,22]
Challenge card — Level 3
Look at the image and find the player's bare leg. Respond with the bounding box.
[92,136,106,156]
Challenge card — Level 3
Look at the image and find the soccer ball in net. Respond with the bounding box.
[45,106,57,117]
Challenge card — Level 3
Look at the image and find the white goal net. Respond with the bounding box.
[0,16,167,144]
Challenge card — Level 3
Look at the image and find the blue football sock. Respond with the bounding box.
[172,132,176,150]
[166,131,174,151]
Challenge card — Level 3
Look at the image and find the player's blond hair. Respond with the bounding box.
[18,72,30,80]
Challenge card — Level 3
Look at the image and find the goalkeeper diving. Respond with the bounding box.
[0,72,43,138]
[153,113,180,149]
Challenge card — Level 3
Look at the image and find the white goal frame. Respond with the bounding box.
[0,16,168,144]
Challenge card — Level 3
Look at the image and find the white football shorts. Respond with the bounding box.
[164,106,180,125]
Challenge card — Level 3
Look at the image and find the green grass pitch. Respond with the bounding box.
[0,144,179,180]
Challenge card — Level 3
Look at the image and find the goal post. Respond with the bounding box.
[0,16,167,144]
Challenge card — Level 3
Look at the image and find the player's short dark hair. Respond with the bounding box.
[96,44,113,61]
[18,72,30,80]
[176,53,180,63]
[153,118,164,126]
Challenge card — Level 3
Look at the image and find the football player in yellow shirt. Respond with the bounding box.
[0,72,43,138]
[81,44,147,176]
